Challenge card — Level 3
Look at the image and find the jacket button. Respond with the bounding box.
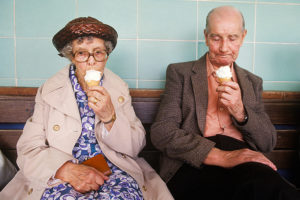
[28,188,33,195]
[121,154,126,158]
[118,96,124,103]
[53,125,60,131]
[142,185,147,192]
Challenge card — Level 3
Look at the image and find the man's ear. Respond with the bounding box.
[204,29,209,46]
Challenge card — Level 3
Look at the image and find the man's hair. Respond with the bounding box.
[205,6,245,33]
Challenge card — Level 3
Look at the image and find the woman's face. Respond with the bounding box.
[71,37,108,89]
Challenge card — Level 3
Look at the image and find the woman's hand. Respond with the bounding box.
[55,162,109,193]
[87,86,115,130]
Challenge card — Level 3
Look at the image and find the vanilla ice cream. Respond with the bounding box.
[215,66,232,83]
[84,70,102,87]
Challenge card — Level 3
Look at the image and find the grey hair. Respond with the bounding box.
[59,36,114,61]
[205,6,245,33]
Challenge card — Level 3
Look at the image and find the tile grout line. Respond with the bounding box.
[196,0,199,60]
[187,0,300,6]
[75,0,78,17]
[136,0,140,89]
[13,0,17,86]
[252,0,257,73]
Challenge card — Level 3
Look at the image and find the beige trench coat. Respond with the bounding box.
[0,65,173,200]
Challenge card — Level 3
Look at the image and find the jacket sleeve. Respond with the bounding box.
[150,64,215,168]
[233,77,277,152]
[16,86,73,185]
[99,83,146,158]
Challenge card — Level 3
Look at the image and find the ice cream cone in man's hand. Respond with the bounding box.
[84,70,102,87]
[215,66,232,84]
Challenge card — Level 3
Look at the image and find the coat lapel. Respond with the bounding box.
[191,55,208,134]
[41,66,81,122]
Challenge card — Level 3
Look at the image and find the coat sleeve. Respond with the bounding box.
[150,64,215,168]
[233,76,277,152]
[99,83,146,158]
[16,86,73,185]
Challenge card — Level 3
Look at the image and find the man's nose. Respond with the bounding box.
[220,40,229,52]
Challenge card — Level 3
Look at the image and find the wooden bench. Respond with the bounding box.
[0,87,300,187]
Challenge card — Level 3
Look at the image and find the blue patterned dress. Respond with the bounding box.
[41,65,143,200]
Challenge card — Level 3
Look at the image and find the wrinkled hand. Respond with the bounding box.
[216,81,245,122]
[55,162,109,193]
[87,86,115,126]
[204,148,277,171]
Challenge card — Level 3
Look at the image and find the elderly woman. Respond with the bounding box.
[0,17,173,200]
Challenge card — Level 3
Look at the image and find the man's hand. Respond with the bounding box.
[204,148,277,171]
[216,81,245,122]
[55,162,109,193]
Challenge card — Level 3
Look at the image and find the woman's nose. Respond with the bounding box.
[87,54,96,65]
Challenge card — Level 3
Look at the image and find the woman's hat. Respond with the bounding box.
[52,17,118,52]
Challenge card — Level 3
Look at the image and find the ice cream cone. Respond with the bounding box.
[84,70,101,88]
[218,77,232,83]
[215,66,232,84]
[86,80,100,87]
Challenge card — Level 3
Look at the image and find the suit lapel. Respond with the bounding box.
[191,55,208,134]
[234,64,256,105]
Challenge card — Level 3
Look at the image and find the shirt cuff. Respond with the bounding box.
[101,122,110,138]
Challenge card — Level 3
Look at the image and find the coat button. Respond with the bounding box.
[28,188,33,195]
[118,96,124,103]
[53,125,60,131]
[121,153,126,158]
[142,185,147,192]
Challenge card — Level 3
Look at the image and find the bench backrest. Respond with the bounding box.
[0,87,299,172]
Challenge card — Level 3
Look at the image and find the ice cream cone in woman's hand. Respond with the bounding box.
[84,70,101,87]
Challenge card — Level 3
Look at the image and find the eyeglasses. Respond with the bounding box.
[73,49,108,63]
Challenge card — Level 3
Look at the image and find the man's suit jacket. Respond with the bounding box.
[151,53,277,182]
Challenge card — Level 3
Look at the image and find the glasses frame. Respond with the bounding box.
[72,49,108,63]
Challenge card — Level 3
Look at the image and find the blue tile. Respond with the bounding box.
[18,79,46,87]
[0,39,15,78]
[198,2,255,42]
[106,40,137,79]
[138,80,165,89]
[197,42,253,72]
[139,0,197,40]
[15,0,75,37]
[78,0,137,39]
[263,82,300,92]
[16,38,70,79]
[256,4,300,43]
[0,79,15,86]
[257,0,300,3]
[139,40,196,80]
[123,79,137,89]
[0,1,14,37]
[255,43,300,81]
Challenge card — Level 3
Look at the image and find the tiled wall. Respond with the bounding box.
[1,0,300,91]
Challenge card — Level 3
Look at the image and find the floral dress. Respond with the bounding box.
[41,65,143,200]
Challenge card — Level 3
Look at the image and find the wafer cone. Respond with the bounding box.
[218,77,231,83]
[86,80,100,87]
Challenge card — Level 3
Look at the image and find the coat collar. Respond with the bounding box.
[41,65,81,121]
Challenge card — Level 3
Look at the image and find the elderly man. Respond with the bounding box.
[151,6,300,200]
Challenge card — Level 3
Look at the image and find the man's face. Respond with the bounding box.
[204,11,247,67]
